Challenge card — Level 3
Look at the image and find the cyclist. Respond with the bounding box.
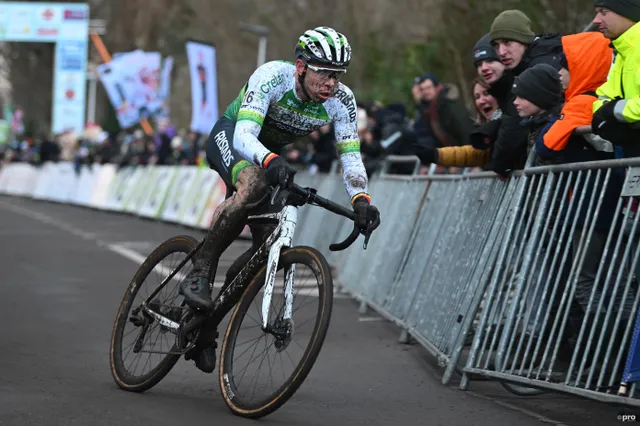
[180,26,381,373]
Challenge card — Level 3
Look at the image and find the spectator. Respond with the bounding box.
[534,32,614,165]
[473,78,500,124]
[473,33,508,114]
[413,73,474,150]
[358,107,384,177]
[485,10,564,174]
[373,103,416,174]
[170,136,189,165]
[591,0,640,158]
[490,10,563,75]
[187,131,202,160]
[57,131,78,162]
[510,64,583,366]
[155,123,177,165]
[587,2,640,367]
[39,132,60,164]
[411,76,436,150]
[512,64,566,163]
[411,79,495,169]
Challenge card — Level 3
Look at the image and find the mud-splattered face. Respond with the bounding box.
[295,59,345,103]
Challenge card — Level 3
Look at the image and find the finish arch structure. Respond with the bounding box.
[0,2,89,133]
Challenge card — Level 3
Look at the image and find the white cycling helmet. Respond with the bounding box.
[295,26,351,69]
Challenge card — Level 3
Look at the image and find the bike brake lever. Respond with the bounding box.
[270,185,281,205]
[363,228,372,250]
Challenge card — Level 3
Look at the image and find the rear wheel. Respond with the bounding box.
[219,246,333,418]
[110,235,198,392]
[494,351,549,396]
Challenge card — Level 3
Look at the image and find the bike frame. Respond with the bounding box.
[138,183,362,347]
[140,203,298,333]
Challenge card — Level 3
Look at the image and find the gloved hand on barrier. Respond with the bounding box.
[411,142,438,165]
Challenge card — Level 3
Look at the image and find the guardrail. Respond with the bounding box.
[1,156,639,407]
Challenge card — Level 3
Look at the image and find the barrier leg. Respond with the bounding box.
[460,374,470,391]
[399,329,410,344]
[358,300,368,315]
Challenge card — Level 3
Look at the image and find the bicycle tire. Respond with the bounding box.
[500,380,549,396]
[109,235,198,393]
[218,246,333,419]
[494,352,549,396]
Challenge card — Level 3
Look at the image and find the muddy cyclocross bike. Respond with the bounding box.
[109,182,373,419]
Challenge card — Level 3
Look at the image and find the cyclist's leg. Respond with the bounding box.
[219,222,277,294]
[181,117,264,309]
[198,166,269,284]
[182,119,270,373]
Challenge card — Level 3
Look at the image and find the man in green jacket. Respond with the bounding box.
[591,0,640,157]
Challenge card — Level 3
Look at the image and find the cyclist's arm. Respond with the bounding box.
[233,70,279,167]
[330,88,370,204]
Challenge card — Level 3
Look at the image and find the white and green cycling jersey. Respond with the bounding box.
[223,60,368,201]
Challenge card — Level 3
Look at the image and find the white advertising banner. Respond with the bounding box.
[137,166,178,218]
[104,166,137,211]
[178,170,219,227]
[186,41,219,135]
[72,163,100,206]
[161,166,198,223]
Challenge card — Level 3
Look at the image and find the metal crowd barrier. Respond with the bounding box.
[290,155,640,408]
[462,157,640,406]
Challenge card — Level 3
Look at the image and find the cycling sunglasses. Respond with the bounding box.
[306,63,347,80]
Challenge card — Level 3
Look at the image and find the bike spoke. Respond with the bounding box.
[278,351,287,384]
[250,338,274,401]
[236,336,271,392]
[283,347,298,369]
[235,334,266,350]
[265,344,276,394]
[141,327,163,375]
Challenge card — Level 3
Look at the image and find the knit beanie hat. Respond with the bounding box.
[472,34,501,67]
[594,0,640,22]
[414,72,440,86]
[512,64,564,110]
[490,10,536,45]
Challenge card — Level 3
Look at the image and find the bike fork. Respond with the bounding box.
[261,206,297,329]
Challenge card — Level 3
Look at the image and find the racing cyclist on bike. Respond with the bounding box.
[180,26,381,373]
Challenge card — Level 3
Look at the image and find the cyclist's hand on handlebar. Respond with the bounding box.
[353,196,381,234]
[264,155,297,189]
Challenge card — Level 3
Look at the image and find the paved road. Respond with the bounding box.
[0,196,630,426]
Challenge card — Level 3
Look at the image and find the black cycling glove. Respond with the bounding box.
[411,142,438,165]
[353,196,381,233]
[264,155,297,189]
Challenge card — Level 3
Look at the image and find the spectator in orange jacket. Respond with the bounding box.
[533,31,614,164]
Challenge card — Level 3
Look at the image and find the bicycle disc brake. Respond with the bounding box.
[271,317,294,353]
